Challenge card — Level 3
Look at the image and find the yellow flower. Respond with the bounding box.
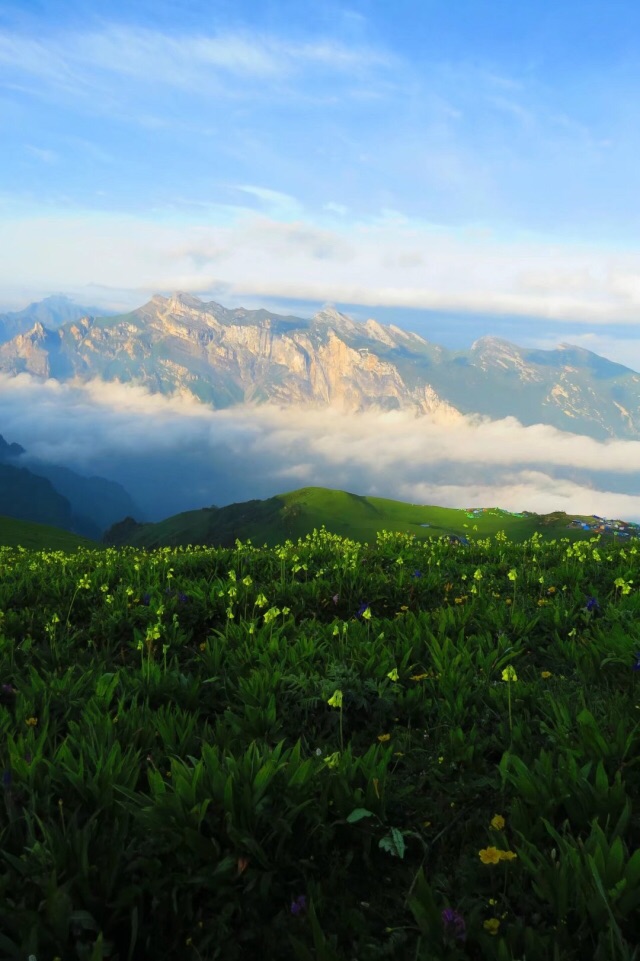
[541,670,552,679]
[483,918,500,935]
[499,850,517,861]
[410,673,429,681]
[505,598,512,605]
[323,752,340,768]
[479,846,502,864]
[199,642,206,651]
[327,689,343,708]
[387,668,399,682]
[488,898,497,906]
[501,665,517,682]
[25,716,38,727]
[377,733,391,742]
[438,756,444,763]
[491,814,505,830]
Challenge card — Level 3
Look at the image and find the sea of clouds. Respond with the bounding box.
[2,372,640,523]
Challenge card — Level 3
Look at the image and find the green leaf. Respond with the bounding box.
[346,808,376,824]
[379,827,406,859]
[605,836,625,887]
[624,848,640,888]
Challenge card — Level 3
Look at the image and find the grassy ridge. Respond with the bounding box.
[106,486,606,548]
[0,514,97,550]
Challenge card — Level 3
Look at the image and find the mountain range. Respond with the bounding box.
[0,294,109,342]
[1,292,639,441]
[0,432,140,538]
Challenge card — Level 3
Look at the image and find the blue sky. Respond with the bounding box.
[3,0,640,362]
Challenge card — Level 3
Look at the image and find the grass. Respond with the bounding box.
[1,526,640,960]
[0,514,97,550]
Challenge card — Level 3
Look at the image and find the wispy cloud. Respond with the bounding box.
[0,22,389,99]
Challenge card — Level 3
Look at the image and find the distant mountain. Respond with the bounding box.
[1,291,640,440]
[0,432,141,536]
[102,485,613,549]
[0,294,108,344]
[0,462,76,531]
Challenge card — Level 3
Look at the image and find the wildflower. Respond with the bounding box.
[491,814,505,830]
[177,592,188,603]
[327,689,343,708]
[25,716,38,727]
[585,596,600,612]
[473,569,483,580]
[387,668,399,682]
[332,593,339,604]
[323,752,340,768]
[547,585,556,594]
[438,756,444,764]
[411,569,423,579]
[501,665,517,682]
[479,847,502,864]
[541,670,552,678]
[199,643,206,651]
[377,733,391,742]
[499,850,517,861]
[141,593,151,606]
[236,857,249,875]
[441,907,466,942]
[410,673,429,681]
[290,894,307,917]
[483,918,500,935]
[507,569,517,581]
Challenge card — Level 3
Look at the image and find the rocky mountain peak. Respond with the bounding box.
[167,291,205,310]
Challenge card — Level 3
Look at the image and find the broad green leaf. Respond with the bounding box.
[346,807,376,824]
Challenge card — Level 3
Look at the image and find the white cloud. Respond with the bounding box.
[1,373,640,521]
[5,208,640,326]
[0,23,388,98]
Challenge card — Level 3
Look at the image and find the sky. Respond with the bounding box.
[2,1,640,362]
[4,1,640,520]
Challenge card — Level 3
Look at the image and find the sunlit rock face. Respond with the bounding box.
[2,291,640,440]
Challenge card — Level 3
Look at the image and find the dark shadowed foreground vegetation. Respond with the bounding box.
[1,527,640,960]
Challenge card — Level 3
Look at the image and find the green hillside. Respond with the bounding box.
[104,486,626,549]
[0,515,98,550]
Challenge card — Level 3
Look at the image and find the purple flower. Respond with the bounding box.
[411,570,423,579]
[141,593,151,606]
[356,601,370,618]
[178,592,188,603]
[441,907,466,941]
[633,652,640,671]
[290,894,307,917]
[585,597,600,612]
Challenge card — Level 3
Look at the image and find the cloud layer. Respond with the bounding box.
[2,373,640,523]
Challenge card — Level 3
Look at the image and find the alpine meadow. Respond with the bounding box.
[3,2,640,960]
